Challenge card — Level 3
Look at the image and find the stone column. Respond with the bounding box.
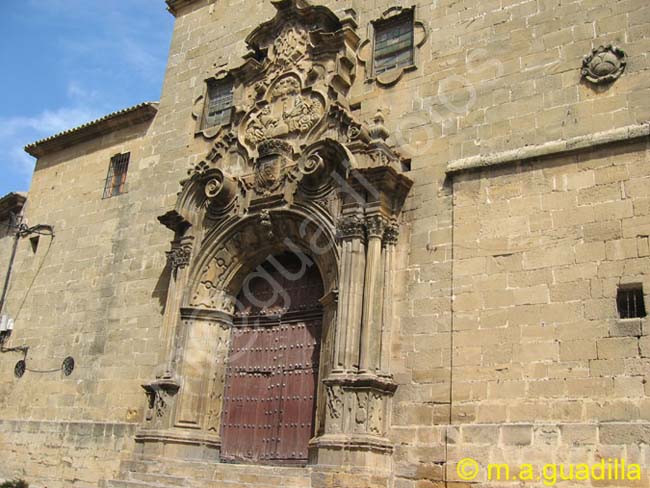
[313,212,397,475]
[359,214,386,374]
[379,220,399,375]
[174,308,231,431]
[333,213,366,372]
[160,235,194,374]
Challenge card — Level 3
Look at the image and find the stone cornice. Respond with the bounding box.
[446,122,650,174]
[24,102,158,159]
[0,192,27,220]
[165,0,202,16]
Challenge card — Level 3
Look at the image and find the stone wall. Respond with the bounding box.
[0,419,135,488]
[0,121,168,486]
[0,214,16,308]
[435,139,650,486]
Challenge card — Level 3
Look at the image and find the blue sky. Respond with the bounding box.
[0,0,174,196]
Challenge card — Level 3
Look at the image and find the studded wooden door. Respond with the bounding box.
[220,253,324,465]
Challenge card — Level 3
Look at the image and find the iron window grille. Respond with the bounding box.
[617,286,646,319]
[373,11,415,76]
[103,152,130,199]
[203,79,234,129]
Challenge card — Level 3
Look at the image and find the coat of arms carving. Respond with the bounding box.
[242,74,325,152]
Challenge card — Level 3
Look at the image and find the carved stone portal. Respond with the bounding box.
[143,0,413,479]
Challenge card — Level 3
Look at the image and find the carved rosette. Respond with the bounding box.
[582,44,627,84]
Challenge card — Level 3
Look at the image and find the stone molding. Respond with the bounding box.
[134,428,221,448]
[446,123,650,174]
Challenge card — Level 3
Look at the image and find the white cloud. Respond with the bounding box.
[0,106,102,188]
[1,1,172,193]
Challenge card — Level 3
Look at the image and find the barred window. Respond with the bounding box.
[103,152,130,199]
[203,79,234,129]
[373,11,414,76]
[617,285,646,319]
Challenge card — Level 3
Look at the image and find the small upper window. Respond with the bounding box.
[103,152,130,199]
[617,285,646,319]
[203,79,234,129]
[373,10,414,76]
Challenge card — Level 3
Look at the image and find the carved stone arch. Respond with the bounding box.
[186,206,339,314]
[143,0,413,483]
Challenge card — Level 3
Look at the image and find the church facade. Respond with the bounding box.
[1,0,649,486]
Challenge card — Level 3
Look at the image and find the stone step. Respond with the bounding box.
[105,480,174,488]
[129,472,187,487]
[112,456,312,488]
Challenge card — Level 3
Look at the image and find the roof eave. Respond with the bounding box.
[24,102,159,159]
[166,0,202,16]
[0,192,27,219]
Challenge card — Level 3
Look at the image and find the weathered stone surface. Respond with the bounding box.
[1,0,649,487]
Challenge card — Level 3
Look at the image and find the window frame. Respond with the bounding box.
[372,9,416,77]
[102,152,130,199]
[616,285,647,319]
[359,6,427,87]
[201,78,234,131]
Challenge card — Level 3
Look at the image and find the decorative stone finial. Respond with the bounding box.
[368,109,390,142]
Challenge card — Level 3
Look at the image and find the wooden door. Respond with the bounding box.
[220,253,323,464]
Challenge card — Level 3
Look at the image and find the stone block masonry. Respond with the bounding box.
[0,0,648,486]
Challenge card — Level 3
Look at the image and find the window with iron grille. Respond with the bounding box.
[103,152,130,199]
[617,285,646,319]
[203,79,234,129]
[373,11,415,76]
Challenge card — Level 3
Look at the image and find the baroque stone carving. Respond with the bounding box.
[190,252,235,310]
[368,392,383,435]
[166,236,194,272]
[383,220,400,246]
[355,391,368,426]
[153,1,415,466]
[143,378,180,427]
[366,215,387,239]
[582,44,627,84]
[336,215,365,242]
[242,74,325,151]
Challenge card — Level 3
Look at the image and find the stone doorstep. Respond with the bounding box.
[109,455,313,488]
[129,472,186,487]
[105,481,172,488]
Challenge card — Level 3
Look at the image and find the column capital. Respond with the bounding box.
[383,220,400,246]
[335,214,366,242]
[167,235,195,271]
[365,214,388,239]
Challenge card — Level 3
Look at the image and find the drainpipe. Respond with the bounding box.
[0,211,21,318]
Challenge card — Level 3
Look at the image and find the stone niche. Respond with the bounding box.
[137,0,413,484]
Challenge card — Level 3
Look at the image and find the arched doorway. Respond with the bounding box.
[220,252,324,464]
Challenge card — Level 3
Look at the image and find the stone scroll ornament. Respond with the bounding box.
[581,44,626,84]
